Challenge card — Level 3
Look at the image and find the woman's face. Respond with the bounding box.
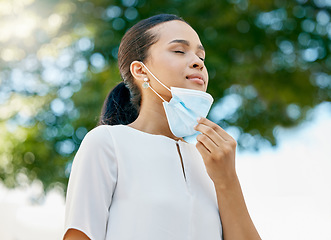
[143,20,208,99]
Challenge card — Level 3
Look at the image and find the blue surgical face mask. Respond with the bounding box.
[140,62,214,138]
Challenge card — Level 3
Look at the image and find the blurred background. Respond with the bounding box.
[0,0,330,239]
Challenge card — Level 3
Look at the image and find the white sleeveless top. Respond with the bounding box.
[64,125,222,240]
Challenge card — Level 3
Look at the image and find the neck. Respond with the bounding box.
[127,94,183,141]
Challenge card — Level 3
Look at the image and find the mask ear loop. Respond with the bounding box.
[148,84,167,102]
[140,62,171,103]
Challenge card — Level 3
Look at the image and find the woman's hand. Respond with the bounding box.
[194,117,238,187]
[195,117,261,240]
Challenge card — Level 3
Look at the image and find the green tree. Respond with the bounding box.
[0,0,330,193]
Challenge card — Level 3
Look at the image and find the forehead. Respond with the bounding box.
[151,20,202,46]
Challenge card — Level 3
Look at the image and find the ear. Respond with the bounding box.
[130,61,147,83]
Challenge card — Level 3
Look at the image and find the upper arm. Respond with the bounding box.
[64,126,118,240]
[64,228,90,240]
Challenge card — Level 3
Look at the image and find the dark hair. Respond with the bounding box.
[98,14,187,125]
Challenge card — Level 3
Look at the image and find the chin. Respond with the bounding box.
[172,82,207,92]
[187,84,207,92]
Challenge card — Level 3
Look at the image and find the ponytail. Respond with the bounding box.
[98,82,138,125]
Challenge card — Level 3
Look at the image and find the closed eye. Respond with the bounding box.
[174,50,205,61]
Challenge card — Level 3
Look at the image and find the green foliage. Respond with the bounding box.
[0,0,330,193]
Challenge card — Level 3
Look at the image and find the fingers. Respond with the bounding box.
[195,117,234,142]
[194,118,238,186]
[196,131,219,153]
[196,140,211,156]
[194,118,224,154]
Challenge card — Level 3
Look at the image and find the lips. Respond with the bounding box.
[186,73,205,85]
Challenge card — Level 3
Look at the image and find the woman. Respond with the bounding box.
[63,14,261,240]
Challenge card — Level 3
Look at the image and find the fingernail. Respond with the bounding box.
[196,117,201,122]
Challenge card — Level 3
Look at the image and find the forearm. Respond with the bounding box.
[215,175,261,240]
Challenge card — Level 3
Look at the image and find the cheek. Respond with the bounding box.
[161,58,185,76]
[170,63,185,75]
[153,54,181,74]
[202,64,208,78]
[205,69,209,83]
[165,55,185,69]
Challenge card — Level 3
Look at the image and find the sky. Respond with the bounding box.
[237,101,331,239]
[0,101,330,240]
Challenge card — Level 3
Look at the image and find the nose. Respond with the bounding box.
[189,55,204,70]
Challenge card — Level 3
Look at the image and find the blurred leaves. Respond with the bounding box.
[0,0,330,193]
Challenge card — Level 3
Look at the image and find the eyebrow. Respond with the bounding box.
[168,39,205,51]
